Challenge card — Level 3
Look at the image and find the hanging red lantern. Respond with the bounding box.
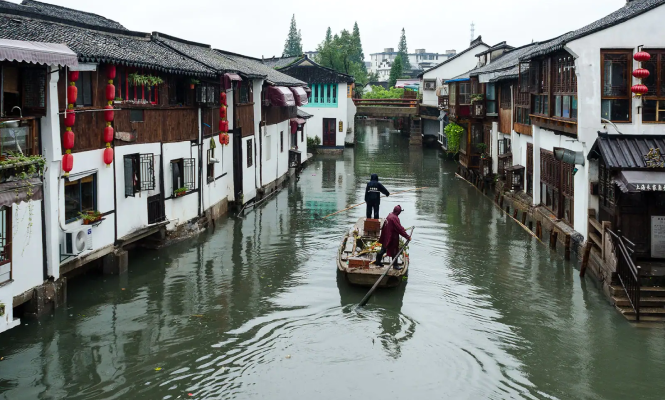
[631,84,649,95]
[62,153,74,173]
[107,65,116,80]
[64,109,76,127]
[104,126,114,143]
[220,106,227,119]
[63,129,75,150]
[67,84,78,105]
[69,71,79,82]
[633,68,650,79]
[106,84,116,102]
[220,91,227,106]
[103,147,114,165]
[219,120,228,133]
[104,105,114,122]
[634,51,651,62]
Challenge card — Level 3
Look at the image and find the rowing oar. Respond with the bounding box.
[320,187,428,220]
[358,227,415,308]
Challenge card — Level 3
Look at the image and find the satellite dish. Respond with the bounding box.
[75,230,87,253]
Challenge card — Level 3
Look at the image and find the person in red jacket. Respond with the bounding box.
[374,205,411,268]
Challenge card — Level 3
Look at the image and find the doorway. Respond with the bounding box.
[323,118,336,147]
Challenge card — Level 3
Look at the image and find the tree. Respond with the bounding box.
[397,28,411,71]
[283,14,303,57]
[367,71,380,83]
[389,54,404,87]
[314,24,370,95]
[351,22,366,68]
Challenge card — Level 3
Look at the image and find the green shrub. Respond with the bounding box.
[307,135,321,149]
[444,122,464,154]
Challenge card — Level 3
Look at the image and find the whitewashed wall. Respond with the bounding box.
[6,201,44,295]
[303,82,349,147]
[262,121,290,187]
[421,44,489,107]
[201,134,233,213]
[242,135,257,204]
[162,141,199,230]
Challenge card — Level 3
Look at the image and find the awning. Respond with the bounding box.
[445,78,470,83]
[614,170,665,193]
[0,178,43,207]
[303,86,312,96]
[290,87,309,106]
[267,86,295,107]
[66,169,97,181]
[223,73,242,90]
[0,39,78,67]
[297,108,313,119]
[290,118,306,134]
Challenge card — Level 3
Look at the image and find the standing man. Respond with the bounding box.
[374,205,411,268]
[365,174,390,219]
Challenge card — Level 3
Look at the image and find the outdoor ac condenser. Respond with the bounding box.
[62,227,93,256]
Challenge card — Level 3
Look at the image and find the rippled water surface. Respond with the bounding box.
[1,120,665,400]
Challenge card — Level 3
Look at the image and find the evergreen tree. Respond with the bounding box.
[397,28,411,71]
[282,14,303,57]
[351,22,366,69]
[389,54,404,87]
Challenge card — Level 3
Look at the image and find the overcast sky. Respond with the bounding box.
[14,0,629,59]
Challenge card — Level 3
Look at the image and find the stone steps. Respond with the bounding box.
[610,285,665,323]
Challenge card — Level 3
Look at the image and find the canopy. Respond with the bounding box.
[290,118,306,134]
[267,86,295,107]
[0,39,78,67]
[614,170,665,193]
[290,86,309,106]
[223,72,242,89]
[0,178,42,207]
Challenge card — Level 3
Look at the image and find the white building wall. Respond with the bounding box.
[303,83,348,147]
[162,141,199,230]
[421,45,489,107]
[201,134,234,213]
[242,136,257,204]
[346,97,356,144]
[262,121,290,186]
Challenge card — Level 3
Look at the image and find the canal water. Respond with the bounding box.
[1,120,664,400]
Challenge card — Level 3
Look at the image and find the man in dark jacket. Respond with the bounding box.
[365,173,390,219]
[374,205,411,268]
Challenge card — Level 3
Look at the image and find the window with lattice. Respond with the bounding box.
[526,143,534,195]
[642,49,665,122]
[601,50,632,122]
[553,53,578,119]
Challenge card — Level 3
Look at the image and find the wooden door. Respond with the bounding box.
[233,128,243,198]
[618,192,649,257]
[323,118,336,147]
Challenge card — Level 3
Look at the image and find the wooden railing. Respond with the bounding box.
[607,229,641,320]
[353,98,418,108]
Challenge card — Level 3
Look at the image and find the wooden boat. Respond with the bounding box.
[337,217,409,288]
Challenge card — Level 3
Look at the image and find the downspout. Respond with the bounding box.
[197,106,203,217]
[258,122,263,190]
[38,120,48,280]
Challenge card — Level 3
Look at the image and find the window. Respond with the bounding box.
[500,83,512,110]
[207,148,215,183]
[75,71,93,107]
[540,149,574,224]
[238,81,251,104]
[171,158,195,196]
[65,174,96,222]
[196,84,219,105]
[0,207,11,283]
[167,76,187,105]
[130,109,144,122]
[459,82,470,105]
[642,50,665,122]
[307,84,338,107]
[424,80,436,90]
[601,51,632,122]
[147,194,165,224]
[449,83,457,106]
[526,143,533,195]
[516,63,531,125]
[552,54,578,119]
[124,154,155,197]
[280,131,284,152]
[599,161,615,209]
[116,69,161,104]
[247,139,253,167]
[486,83,497,114]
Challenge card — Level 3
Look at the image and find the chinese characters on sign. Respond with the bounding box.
[339,121,343,132]
[651,216,665,258]
[635,184,665,191]
[644,148,665,168]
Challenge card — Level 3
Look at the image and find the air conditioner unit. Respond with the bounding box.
[62,227,93,256]
[209,157,220,164]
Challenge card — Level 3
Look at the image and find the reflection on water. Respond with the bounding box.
[0,120,664,400]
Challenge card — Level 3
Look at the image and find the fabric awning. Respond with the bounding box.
[267,86,295,107]
[290,87,309,106]
[224,73,242,82]
[0,39,78,67]
[614,170,665,193]
[0,178,43,207]
[290,118,306,134]
[303,86,312,96]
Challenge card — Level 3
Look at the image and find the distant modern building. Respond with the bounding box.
[304,50,318,60]
[369,48,457,81]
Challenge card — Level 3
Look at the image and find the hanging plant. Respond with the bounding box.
[128,73,148,87]
[470,94,484,103]
[444,122,464,154]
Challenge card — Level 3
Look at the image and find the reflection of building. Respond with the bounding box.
[369,48,457,82]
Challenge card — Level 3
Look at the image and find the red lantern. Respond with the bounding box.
[67,84,78,105]
[69,71,79,82]
[62,153,74,173]
[219,120,228,133]
[107,65,116,80]
[220,106,227,119]
[104,126,114,143]
[634,51,651,62]
[220,91,227,106]
[63,130,75,150]
[106,84,116,102]
[103,147,114,165]
[633,68,650,79]
[631,84,649,95]
[64,110,76,127]
[104,105,114,122]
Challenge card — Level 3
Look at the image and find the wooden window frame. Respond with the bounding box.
[539,149,574,225]
[486,83,497,115]
[171,158,195,196]
[526,143,534,195]
[124,153,154,196]
[75,71,94,107]
[642,49,665,123]
[64,174,97,223]
[207,148,215,183]
[600,49,633,123]
[459,82,471,105]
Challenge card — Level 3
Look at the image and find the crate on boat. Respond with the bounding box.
[348,257,370,269]
[364,219,381,236]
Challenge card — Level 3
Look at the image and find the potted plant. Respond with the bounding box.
[470,94,484,104]
[189,78,200,90]
[79,210,102,225]
[174,187,187,197]
[476,143,488,159]
[114,97,123,104]
[128,72,146,87]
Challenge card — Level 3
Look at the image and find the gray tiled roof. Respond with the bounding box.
[0,15,215,75]
[154,34,245,73]
[590,133,665,169]
[418,36,489,78]
[20,0,126,30]
[217,50,305,86]
[470,43,540,77]
[297,108,313,119]
[521,0,665,61]
[262,56,300,69]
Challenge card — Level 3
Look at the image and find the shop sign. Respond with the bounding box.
[635,184,665,191]
[644,148,665,168]
[651,216,665,258]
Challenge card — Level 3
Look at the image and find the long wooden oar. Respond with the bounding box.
[358,227,415,307]
[321,187,428,220]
